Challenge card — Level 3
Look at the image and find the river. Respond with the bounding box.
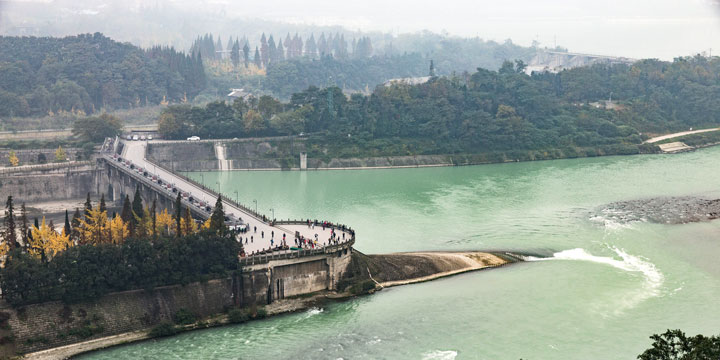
[79,147,720,359]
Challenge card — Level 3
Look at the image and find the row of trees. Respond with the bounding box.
[0,33,206,117]
[191,32,373,68]
[4,146,67,167]
[0,191,233,306]
[163,55,720,158]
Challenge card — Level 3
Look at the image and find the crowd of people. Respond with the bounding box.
[239,219,354,257]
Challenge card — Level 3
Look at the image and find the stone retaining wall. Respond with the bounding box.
[0,163,97,203]
[5,246,354,355]
[4,279,234,354]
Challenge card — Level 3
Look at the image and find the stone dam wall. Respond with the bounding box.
[3,247,353,355]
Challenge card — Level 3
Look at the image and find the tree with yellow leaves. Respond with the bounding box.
[154,208,175,237]
[181,208,198,235]
[28,217,72,260]
[55,146,67,162]
[78,208,110,245]
[109,215,129,244]
[8,150,19,167]
[0,241,9,266]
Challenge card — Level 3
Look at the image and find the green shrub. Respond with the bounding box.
[254,308,267,319]
[68,323,104,339]
[349,280,376,295]
[173,308,196,325]
[149,322,179,338]
[228,308,249,324]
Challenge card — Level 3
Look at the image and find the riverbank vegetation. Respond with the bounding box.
[638,329,720,359]
[159,56,720,158]
[0,193,237,307]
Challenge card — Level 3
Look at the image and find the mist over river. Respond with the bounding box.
[79,147,720,359]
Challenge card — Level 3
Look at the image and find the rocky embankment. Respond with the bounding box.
[595,196,720,225]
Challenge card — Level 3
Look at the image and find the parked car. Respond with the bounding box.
[187,136,200,141]
[132,135,139,141]
[147,135,153,140]
[140,135,146,140]
[126,135,132,140]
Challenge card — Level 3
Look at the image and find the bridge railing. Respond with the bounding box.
[238,237,355,266]
[149,157,268,221]
[101,155,210,219]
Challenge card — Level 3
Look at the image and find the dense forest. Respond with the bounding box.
[192,32,538,99]
[159,55,720,158]
[0,33,205,117]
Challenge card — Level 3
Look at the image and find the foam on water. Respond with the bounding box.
[422,350,458,360]
[523,247,664,313]
[297,307,324,321]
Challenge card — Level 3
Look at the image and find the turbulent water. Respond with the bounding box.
[79,147,720,360]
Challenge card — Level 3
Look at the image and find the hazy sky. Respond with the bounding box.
[207,0,720,59]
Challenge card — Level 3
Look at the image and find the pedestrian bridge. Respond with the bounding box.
[99,139,355,257]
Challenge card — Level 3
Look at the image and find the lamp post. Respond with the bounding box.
[233,191,239,205]
[253,199,257,213]
[269,208,275,221]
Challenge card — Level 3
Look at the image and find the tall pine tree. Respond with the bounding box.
[99,193,107,213]
[243,41,250,68]
[19,202,28,247]
[84,193,93,219]
[64,209,71,237]
[260,33,269,67]
[253,47,261,68]
[3,196,17,250]
[231,39,241,68]
[130,186,145,235]
[175,193,182,237]
[71,208,81,241]
[209,195,225,233]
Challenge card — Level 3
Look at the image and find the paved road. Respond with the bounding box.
[120,140,351,255]
[645,127,720,143]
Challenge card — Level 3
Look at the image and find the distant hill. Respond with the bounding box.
[0,33,205,117]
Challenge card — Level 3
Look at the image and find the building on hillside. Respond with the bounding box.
[383,76,432,87]
[227,88,254,101]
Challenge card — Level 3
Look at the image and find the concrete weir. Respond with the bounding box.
[214,142,231,171]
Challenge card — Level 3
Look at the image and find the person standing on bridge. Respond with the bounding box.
[261,231,264,238]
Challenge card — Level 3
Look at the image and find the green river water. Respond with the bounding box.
[80,147,720,359]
